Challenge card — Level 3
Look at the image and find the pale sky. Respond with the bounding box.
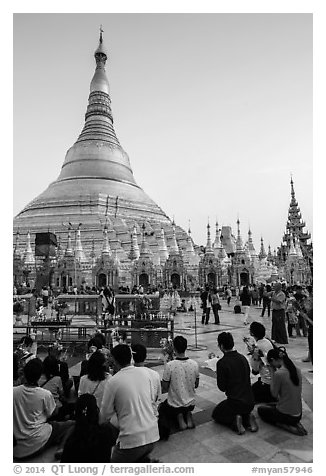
[13,13,313,251]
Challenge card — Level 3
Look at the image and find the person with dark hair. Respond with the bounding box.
[131,344,161,417]
[39,356,65,419]
[61,394,115,462]
[261,285,272,317]
[47,344,73,399]
[303,285,313,366]
[210,288,221,324]
[78,351,111,409]
[13,353,21,386]
[101,287,115,328]
[271,282,288,344]
[226,286,232,306]
[212,332,258,435]
[285,289,300,338]
[80,337,104,377]
[13,358,74,460]
[246,322,275,403]
[257,347,307,435]
[240,285,251,325]
[251,284,259,306]
[99,345,159,463]
[293,286,308,337]
[200,286,211,325]
[258,283,265,307]
[161,336,199,431]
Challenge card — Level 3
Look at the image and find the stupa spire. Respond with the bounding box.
[235,218,244,252]
[102,225,112,257]
[185,226,195,255]
[75,225,86,262]
[259,237,267,259]
[128,225,140,261]
[139,223,152,258]
[65,228,74,257]
[205,220,214,254]
[23,231,35,265]
[247,228,256,256]
[213,221,222,249]
[158,227,169,263]
[169,222,179,254]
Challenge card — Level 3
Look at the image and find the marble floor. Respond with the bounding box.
[19,299,313,464]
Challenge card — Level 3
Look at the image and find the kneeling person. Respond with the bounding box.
[212,332,258,434]
[13,358,74,460]
[161,336,199,430]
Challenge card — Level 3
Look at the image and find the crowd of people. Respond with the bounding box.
[13,280,312,463]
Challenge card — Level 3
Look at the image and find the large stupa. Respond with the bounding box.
[13,30,189,257]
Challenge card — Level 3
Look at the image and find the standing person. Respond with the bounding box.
[200,286,210,325]
[99,345,159,463]
[251,285,259,306]
[261,285,272,317]
[226,287,232,306]
[293,286,308,337]
[298,286,313,366]
[257,347,307,435]
[101,287,115,328]
[258,283,265,307]
[246,322,275,403]
[271,283,288,344]
[161,336,199,431]
[41,286,49,307]
[78,351,111,410]
[211,287,221,324]
[285,289,299,338]
[61,394,115,463]
[13,358,74,460]
[212,332,257,434]
[240,285,251,325]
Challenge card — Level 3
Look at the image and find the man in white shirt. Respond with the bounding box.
[161,336,199,431]
[99,345,159,463]
[13,358,74,460]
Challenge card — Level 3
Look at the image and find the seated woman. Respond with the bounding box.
[79,337,104,378]
[257,347,307,435]
[61,394,115,462]
[39,356,68,420]
[48,343,73,399]
[78,351,111,410]
[246,322,276,403]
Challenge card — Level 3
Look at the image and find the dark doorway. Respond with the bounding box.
[171,273,180,288]
[207,272,216,287]
[98,273,107,288]
[139,273,149,290]
[240,272,249,286]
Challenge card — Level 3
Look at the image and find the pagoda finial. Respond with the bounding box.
[290,175,295,200]
[99,24,104,43]
[206,219,213,253]
[259,236,267,259]
[235,218,244,252]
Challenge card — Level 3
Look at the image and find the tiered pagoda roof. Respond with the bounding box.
[283,177,311,248]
